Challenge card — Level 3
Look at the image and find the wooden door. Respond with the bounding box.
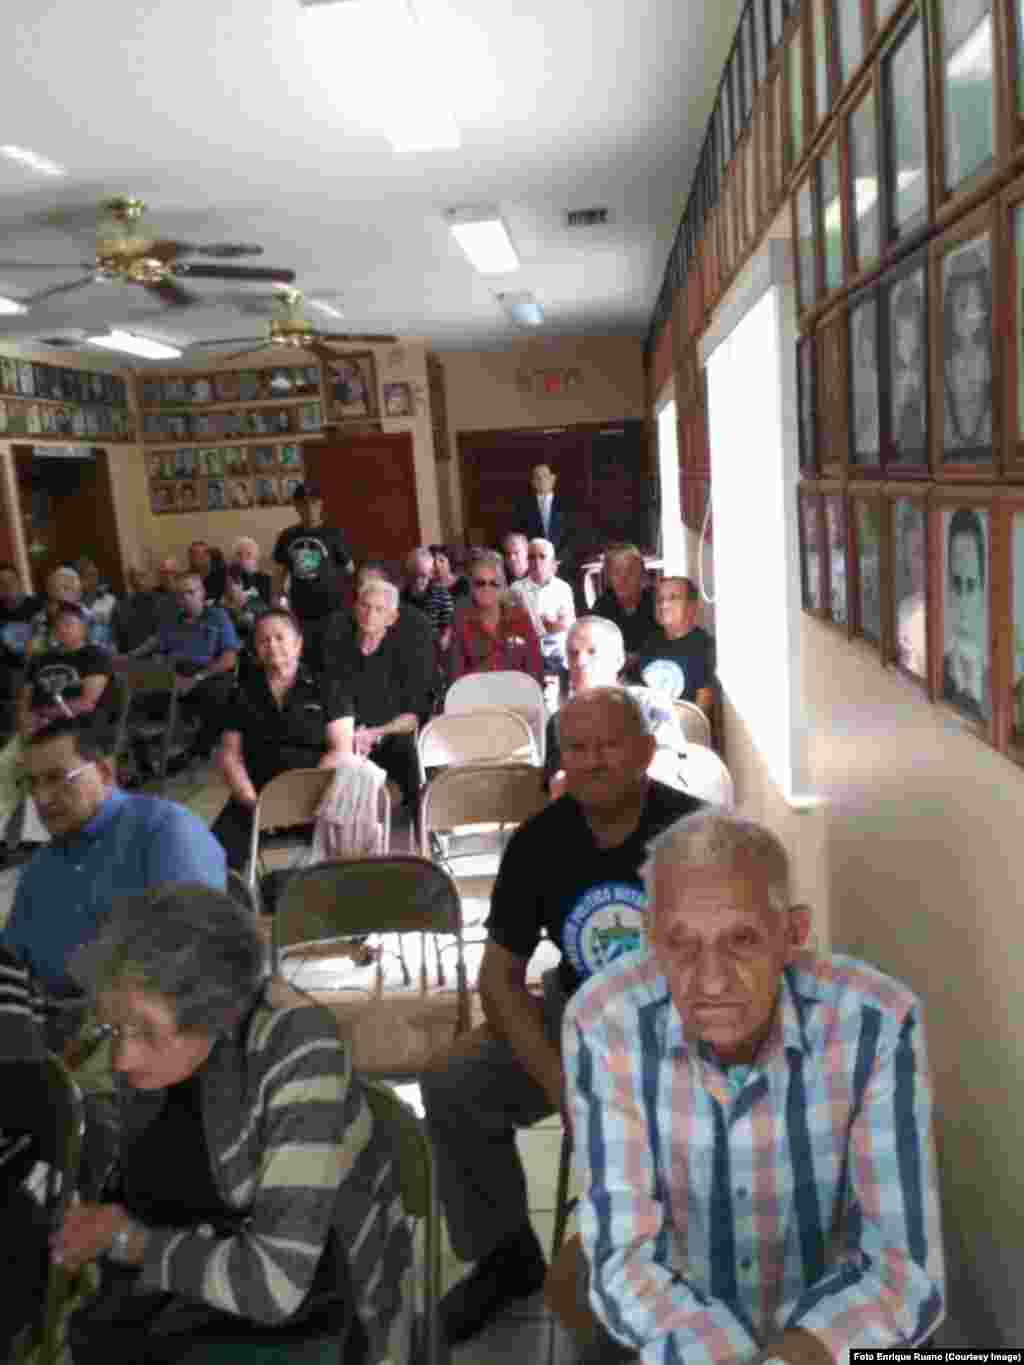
[14,447,125,593]
[307,431,420,563]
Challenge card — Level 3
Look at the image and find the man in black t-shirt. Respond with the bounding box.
[272,483,353,670]
[632,575,715,714]
[420,687,701,1347]
[0,564,42,734]
[18,605,112,736]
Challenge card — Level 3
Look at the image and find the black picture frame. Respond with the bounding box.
[881,12,930,245]
[939,228,994,467]
[849,285,882,470]
[881,250,930,473]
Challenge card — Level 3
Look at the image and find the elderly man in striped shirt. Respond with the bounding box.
[563,810,944,1365]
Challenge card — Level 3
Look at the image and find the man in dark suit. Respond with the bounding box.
[514,464,574,561]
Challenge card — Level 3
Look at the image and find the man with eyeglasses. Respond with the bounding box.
[510,537,576,679]
[1,716,225,1036]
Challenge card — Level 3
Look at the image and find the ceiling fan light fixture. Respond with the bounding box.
[307,298,345,321]
[448,207,520,275]
[86,330,182,361]
[0,145,66,177]
[497,290,544,328]
[0,296,28,316]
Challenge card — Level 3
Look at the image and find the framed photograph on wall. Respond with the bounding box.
[809,0,831,132]
[932,208,996,474]
[881,12,930,245]
[881,251,930,473]
[794,170,818,314]
[150,482,176,516]
[936,0,996,199]
[835,0,864,88]
[206,478,226,512]
[326,351,378,422]
[228,477,253,509]
[818,135,844,295]
[383,381,413,417]
[824,488,850,627]
[851,490,884,646]
[846,76,881,274]
[1002,172,1024,472]
[254,476,280,508]
[1004,500,1024,751]
[178,481,200,514]
[788,16,806,165]
[799,333,817,474]
[935,492,993,726]
[799,487,826,612]
[889,491,929,681]
[816,306,849,475]
[849,286,881,470]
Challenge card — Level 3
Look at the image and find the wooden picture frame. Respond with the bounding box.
[930,201,999,478]
[794,167,819,314]
[818,134,845,295]
[1001,169,1024,473]
[931,0,999,209]
[887,485,931,685]
[930,485,996,733]
[850,485,887,647]
[845,73,882,277]
[324,351,378,423]
[880,248,931,475]
[799,485,828,612]
[798,333,819,475]
[848,284,883,472]
[816,305,850,476]
[822,483,851,628]
[880,9,931,247]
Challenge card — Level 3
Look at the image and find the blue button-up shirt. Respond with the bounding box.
[157,605,240,667]
[563,948,945,1365]
[2,788,227,996]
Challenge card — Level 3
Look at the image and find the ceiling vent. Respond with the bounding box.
[566,207,608,228]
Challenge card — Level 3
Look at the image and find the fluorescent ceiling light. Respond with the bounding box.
[449,209,520,274]
[498,291,544,327]
[298,0,461,153]
[0,145,66,177]
[308,298,345,320]
[86,330,182,361]
[0,296,27,316]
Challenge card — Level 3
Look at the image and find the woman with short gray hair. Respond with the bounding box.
[56,883,410,1364]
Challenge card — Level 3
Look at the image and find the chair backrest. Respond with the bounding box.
[118,659,179,696]
[417,708,537,774]
[275,855,462,950]
[669,741,735,807]
[419,762,546,852]
[673,700,713,747]
[444,670,547,761]
[254,767,337,831]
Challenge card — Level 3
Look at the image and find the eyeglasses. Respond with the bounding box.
[472,578,500,588]
[16,761,94,798]
[86,1020,178,1050]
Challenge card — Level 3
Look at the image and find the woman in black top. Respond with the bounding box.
[212,609,353,870]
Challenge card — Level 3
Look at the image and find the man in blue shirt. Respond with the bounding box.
[156,571,240,758]
[2,717,226,1018]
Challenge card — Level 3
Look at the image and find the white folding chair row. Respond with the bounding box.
[444,669,547,763]
[416,706,538,785]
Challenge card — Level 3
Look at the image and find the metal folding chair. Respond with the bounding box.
[245,767,337,889]
[115,660,189,788]
[444,669,548,763]
[416,706,537,784]
[672,699,713,747]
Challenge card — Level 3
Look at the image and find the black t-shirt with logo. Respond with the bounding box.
[223,665,353,791]
[273,522,352,620]
[26,644,112,711]
[634,625,716,703]
[486,780,702,997]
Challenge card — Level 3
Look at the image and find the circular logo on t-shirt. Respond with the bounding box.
[36,663,80,698]
[642,658,685,700]
[563,882,649,982]
[289,536,328,580]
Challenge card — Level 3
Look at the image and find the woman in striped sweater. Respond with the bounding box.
[54,883,410,1364]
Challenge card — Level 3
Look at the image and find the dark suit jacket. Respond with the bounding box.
[512,494,574,558]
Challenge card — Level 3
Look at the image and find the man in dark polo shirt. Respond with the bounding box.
[420,686,702,1347]
[272,483,353,672]
[633,575,716,714]
[157,572,240,757]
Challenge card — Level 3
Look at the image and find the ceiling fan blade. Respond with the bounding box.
[147,239,191,263]
[193,243,265,259]
[20,275,98,306]
[144,279,199,308]
[172,263,296,284]
[0,261,95,271]
[317,332,399,344]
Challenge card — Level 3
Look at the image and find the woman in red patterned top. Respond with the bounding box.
[449,550,543,683]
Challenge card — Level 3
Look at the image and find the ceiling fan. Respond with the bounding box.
[0,197,296,308]
[192,288,397,361]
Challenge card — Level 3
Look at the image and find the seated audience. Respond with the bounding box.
[325,577,432,808]
[449,549,543,684]
[110,566,166,658]
[187,539,227,603]
[229,535,272,605]
[0,564,42,731]
[403,546,454,646]
[157,572,240,757]
[510,537,576,675]
[502,532,529,587]
[75,557,118,648]
[430,543,470,603]
[632,575,715,713]
[212,609,354,870]
[156,555,181,598]
[1,717,225,1029]
[564,810,945,1362]
[55,884,410,1365]
[421,687,703,1346]
[26,566,100,656]
[592,543,656,656]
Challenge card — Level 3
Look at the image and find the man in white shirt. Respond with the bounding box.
[511,538,575,673]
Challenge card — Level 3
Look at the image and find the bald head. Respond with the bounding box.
[557,686,656,812]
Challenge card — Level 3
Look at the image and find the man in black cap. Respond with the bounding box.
[272,483,353,672]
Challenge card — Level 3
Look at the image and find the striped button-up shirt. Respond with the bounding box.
[563,949,944,1365]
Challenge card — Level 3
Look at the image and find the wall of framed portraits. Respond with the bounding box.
[643,0,1024,1344]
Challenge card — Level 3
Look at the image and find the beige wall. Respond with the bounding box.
[723,617,1024,1346]
[436,334,646,537]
